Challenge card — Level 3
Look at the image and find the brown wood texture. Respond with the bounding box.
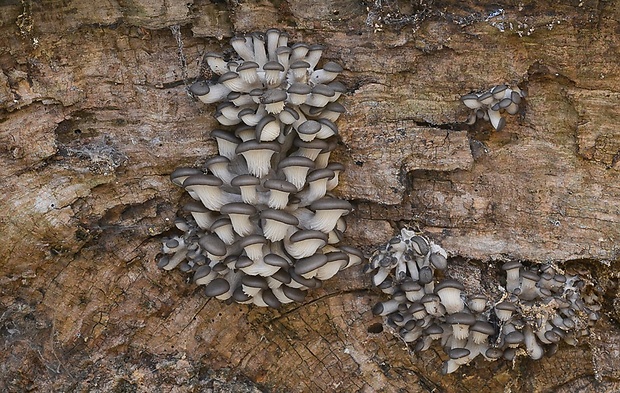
[1,0,619,392]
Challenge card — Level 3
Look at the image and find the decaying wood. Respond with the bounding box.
[1,0,619,392]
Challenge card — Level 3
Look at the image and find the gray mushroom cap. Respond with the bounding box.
[295,254,328,275]
[471,320,495,335]
[435,279,466,293]
[504,330,525,344]
[322,61,343,73]
[233,286,252,302]
[262,289,282,308]
[193,265,212,281]
[210,217,232,231]
[485,348,503,359]
[424,323,444,335]
[449,348,470,360]
[297,120,322,135]
[204,278,230,297]
[183,200,210,213]
[400,279,422,292]
[289,269,321,288]
[242,274,269,289]
[288,83,312,94]
[495,301,517,311]
[235,255,253,269]
[311,84,335,98]
[237,61,259,71]
[307,168,335,182]
[183,174,223,188]
[261,209,299,225]
[446,312,476,325]
[189,80,212,96]
[220,202,257,216]
[264,253,290,268]
[323,102,345,113]
[309,197,352,212]
[293,138,329,150]
[289,229,328,243]
[211,129,241,144]
[235,140,281,154]
[264,179,298,193]
[282,286,307,302]
[521,270,541,281]
[198,234,227,256]
[263,61,285,71]
[204,155,230,168]
[326,162,345,172]
[238,234,267,248]
[170,167,203,186]
[231,174,260,187]
[271,268,292,284]
[260,89,287,104]
[290,60,310,69]
[277,155,316,170]
[218,71,240,84]
[429,252,448,270]
[502,261,522,271]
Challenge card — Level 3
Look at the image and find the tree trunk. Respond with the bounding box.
[1,0,619,392]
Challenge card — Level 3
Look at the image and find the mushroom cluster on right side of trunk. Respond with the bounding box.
[461,84,526,130]
[159,29,363,308]
[366,227,601,374]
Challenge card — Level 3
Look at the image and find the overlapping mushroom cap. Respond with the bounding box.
[366,228,601,374]
[461,84,526,130]
[159,29,362,307]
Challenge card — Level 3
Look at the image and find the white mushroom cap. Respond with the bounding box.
[236,141,281,178]
[205,52,229,75]
[220,202,257,236]
[261,209,299,241]
[277,156,316,190]
[263,179,298,209]
[170,167,203,187]
[183,200,216,229]
[211,129,242,160]
[434,279,465,314]
[294,253,328,279]
[190,81,231,104]
[183,174,235,211]
[308,197,352,233]
[285,229,328,259]
[231,174,261,205]
[210,217,236,245]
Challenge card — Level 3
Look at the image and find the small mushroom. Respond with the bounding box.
[285,229,328,259]
[260,209,299,241]
[235,140,281,178]
[308,197,352,233]
[435,279,466,314]
[220,202,257,236]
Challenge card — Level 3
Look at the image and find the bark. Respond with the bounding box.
[1,0,619,392]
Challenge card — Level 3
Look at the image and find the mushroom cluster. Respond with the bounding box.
[366,228,601,374]
[158,29,363,307]
[461,85,526,131]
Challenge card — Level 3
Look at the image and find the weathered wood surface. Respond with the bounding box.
[1,0,619,392]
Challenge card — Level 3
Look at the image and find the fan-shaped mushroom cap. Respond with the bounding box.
[198,233,227,258]
[204,278,231,297]
[286,230,328,259]
[263,178,298,209]
[170,167,203,187]
[461,93,482,109]
[231,174,260,204]
[183,174,232,211]
[277,156,316,190]
[308,197,352,233]
[255,115,282,141]
[189,81,231,104]
[220,202,257,237]
[183,200,216,229]
[235,140,281,178]
[210,130,242,160]
[296,120,322,142]
[494,301,516,321]
[435,279,465,314]
[471,320,495,344]
[260,89,288,115]
[295,253,328,278]
[261,209,299,241]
